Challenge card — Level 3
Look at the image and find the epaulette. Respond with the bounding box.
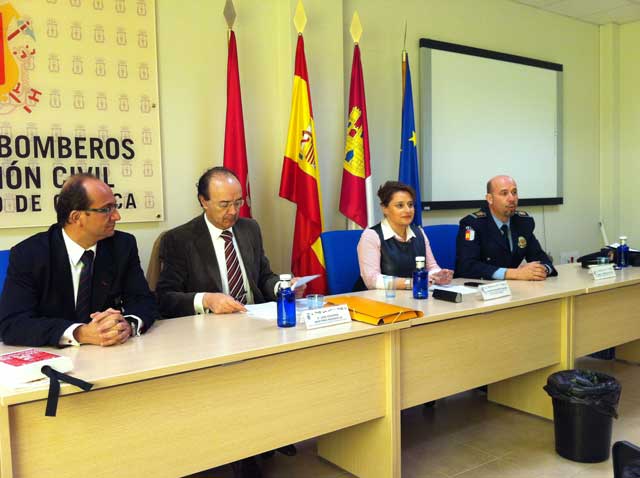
[515,210,530,217]
[469,210,487,219]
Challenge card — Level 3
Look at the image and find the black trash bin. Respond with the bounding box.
[544,369,621,463]
[623,462,640,478]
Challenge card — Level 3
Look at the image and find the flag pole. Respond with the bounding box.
[347,11,363,231]
[402,20,407,101]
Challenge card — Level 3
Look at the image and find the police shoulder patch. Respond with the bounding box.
[470,210,487,219]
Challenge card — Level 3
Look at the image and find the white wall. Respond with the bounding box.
[346,0,602,261]
[0,0,612,272]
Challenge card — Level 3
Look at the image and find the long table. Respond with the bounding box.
[2,263,640,478]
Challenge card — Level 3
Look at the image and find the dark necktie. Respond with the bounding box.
[220,230,247,304]
[76,250,94,322]
[500,224,512,253]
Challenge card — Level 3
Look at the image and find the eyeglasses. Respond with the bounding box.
[84,204,118,215]
[216,199,244,210]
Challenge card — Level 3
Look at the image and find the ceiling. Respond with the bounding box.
[511,0,640,24]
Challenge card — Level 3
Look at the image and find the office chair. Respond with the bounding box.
[320,230,363,294]
[424,224,458,270]
[146,231,166,292]
[0,249,10,295]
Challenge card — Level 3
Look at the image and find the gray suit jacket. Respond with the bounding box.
[156,215,279,318]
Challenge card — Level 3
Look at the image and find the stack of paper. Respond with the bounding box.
[0,348,73,386]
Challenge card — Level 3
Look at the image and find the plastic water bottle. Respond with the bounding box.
[277,274,296,327]
[412,256,429,299]
[617,236,629,268]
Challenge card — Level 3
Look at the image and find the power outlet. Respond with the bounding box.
[559,250,580,264]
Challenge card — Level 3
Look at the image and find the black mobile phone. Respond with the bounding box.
[463,281,484,287]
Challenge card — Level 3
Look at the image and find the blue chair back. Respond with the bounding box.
[0,249,9,295]
[321,230,363,295]
[424,224,458,270]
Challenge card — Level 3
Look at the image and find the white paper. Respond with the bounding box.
[246,299,311,321]
[245,302,277,320]
[431,284,479,295]
[291,274,321,290]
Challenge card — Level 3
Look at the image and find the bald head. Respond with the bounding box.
[486,175,516,194]
[485,175,518,222]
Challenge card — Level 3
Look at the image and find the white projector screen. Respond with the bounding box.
[419,39,563,210]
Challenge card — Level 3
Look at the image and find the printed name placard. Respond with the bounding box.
[479,281,512,301]
[589,264,617,280]
[301,304,351,330]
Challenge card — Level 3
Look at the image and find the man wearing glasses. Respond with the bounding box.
[157,166,300,477]
[157,166,290,318]
[0,173,158,346]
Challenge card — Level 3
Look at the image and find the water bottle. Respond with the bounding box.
[412,256,429,299]
[277,274,296,327]
[617,236,629,268]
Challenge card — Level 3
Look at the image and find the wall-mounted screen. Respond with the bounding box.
[419,39,563,210]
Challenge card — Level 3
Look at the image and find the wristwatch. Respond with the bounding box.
[404,278,411,290]
[125,317,139,336]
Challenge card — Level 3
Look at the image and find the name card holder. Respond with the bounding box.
[589,264,616,280]
[301,304,352,330]
[479,281,512,301]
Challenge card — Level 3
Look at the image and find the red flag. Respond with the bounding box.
[223,31,252,217]
[279,35,327,294]
[340,44,373,228]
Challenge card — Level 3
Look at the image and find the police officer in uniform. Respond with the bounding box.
[454,175,557,280]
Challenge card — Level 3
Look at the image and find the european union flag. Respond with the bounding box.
[398,54,422,227]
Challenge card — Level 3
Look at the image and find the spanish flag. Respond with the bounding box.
[279,34,327,294]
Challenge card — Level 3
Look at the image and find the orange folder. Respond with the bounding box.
[325,296,423,325]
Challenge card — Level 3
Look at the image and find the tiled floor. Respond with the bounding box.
[187,357,640,478]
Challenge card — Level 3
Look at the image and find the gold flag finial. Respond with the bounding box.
[293,0,307,34]
[223,0,236,29]
[350,11,362,43]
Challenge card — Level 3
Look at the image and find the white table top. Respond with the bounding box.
[3,263,639,405]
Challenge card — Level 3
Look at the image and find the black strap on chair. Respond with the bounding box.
[40,365,93,417]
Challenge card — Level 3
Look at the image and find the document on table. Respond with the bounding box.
[245,302,277,320]
[431,284,479,295]
[245,299,310,320]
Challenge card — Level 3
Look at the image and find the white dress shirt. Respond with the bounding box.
[59,229,142,346]
[193,215,255,313]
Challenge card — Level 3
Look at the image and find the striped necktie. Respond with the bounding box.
[220,230,247,304]
[76,250,94,322]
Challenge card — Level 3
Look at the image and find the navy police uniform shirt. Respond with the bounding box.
[454,206,557,280]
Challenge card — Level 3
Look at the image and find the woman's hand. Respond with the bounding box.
[431,269,453,285]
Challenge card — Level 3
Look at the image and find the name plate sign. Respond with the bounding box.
[301,304,352,330]
[479,281,512,301]
[589,264,616,280]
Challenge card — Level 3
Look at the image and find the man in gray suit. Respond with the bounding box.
[156,166,298,478]
[157,167,283,319]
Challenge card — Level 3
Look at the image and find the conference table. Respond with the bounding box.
[1,263,639,478]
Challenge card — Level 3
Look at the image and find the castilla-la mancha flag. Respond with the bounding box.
[279,35,327,294]
[223,30,252,217]
[340,43,373,228]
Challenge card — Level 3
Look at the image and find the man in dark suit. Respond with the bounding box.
[157,167,291,318]
[0,174,157,347]
[455,175,557,280]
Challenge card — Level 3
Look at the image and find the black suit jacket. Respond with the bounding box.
[454,207,557,280]
[0,225,158,346]
[156,215,280,318]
